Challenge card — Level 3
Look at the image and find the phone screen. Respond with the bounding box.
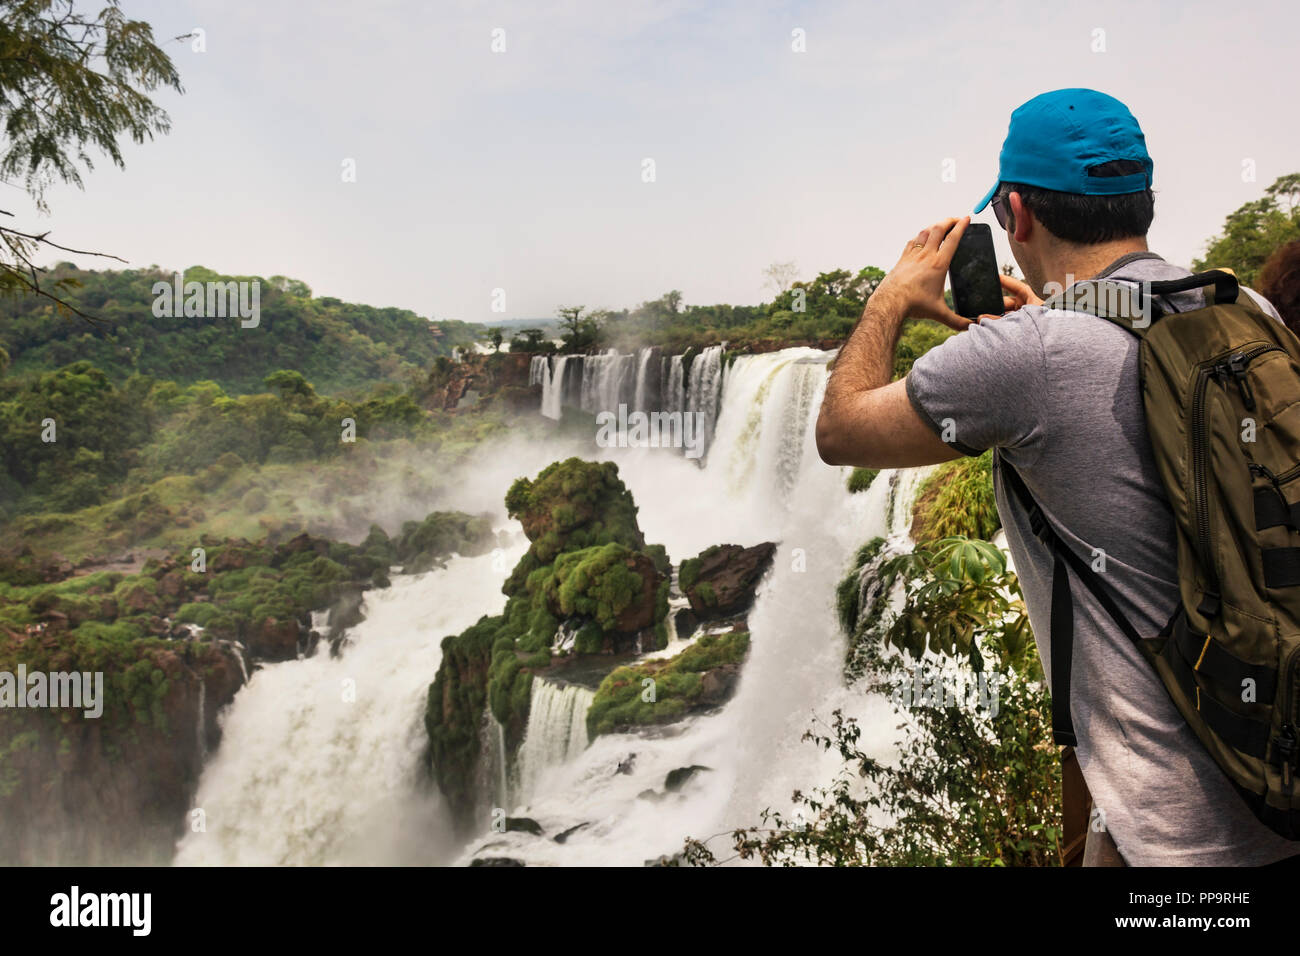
[949,223,1004,318]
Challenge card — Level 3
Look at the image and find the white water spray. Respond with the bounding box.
[173,543,526,865]
[513,679,596,805]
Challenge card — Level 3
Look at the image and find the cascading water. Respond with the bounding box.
[476,710,511,814]
[536,345,726,457]
[195,682,207,766]
[173,542,527,865]
[443,347,926,864]
[513,679,596,804]
[529,355,548,388]
[176,345,932,867]
[632,347,658,413]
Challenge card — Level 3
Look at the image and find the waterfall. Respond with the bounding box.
[195,682,207,766]
[685,345,724,456]
[632,347,658,413]
[173,542,527,865]
[477,709,511,814]
[665,354,686,414]
[176,345,935,867]
[513,679,596,805]
[538,344,727,457]
[529,355,549,387]
[707,349,835,509]
[540,356,567,420]
[446,345,922,864]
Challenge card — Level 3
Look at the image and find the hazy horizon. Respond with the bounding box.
[14,0,1299,324]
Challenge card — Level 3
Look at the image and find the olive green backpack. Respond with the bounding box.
[1002,269,1300,840]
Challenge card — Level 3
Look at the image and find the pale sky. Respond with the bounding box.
[18,0,1300,325]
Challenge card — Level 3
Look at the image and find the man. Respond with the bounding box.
[816,88,1299,866]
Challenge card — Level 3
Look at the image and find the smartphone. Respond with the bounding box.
[948,222,1004,319]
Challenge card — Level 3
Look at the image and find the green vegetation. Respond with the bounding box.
[846,467,879,494]
[0,510,494,648]
[910,451,998,544]
[542,269,886,355]
[0,264,480,393]
[586,631,749,737]
[550,543,646,631]
[0,361,537,561]
[503,458,646,569]
[892,320,957,379]
[1194,173,1300,288]
[677,546,718,593]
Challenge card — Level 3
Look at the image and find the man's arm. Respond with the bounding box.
[817,217,974,469]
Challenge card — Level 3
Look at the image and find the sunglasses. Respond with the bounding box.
[990,191,1010,231]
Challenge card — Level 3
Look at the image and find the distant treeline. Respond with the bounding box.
[0,263,482,395]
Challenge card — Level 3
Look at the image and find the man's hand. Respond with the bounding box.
[977,273,1044,321]
[872,216,974,331]
[815,215,978,469]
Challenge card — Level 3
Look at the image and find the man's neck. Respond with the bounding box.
[1038,237,1151,293]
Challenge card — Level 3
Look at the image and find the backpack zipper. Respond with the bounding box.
[1191,344,1284,601]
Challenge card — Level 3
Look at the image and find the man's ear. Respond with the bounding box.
[1009,191,1033,244]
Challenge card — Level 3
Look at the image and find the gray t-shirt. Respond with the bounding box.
[906,251,1300,866]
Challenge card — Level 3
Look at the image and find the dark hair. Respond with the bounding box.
[996,159,1154,244]
[1259,239,1300,336]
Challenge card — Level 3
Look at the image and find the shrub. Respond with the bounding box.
[846,467,879,494]
[910,451,998,544]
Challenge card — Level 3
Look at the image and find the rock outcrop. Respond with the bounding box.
[0,637,245,864]
[425,458,670,833]
[422,352,536,412]
[679,542,776,619]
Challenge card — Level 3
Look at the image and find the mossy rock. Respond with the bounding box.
[504,458,645,566]
[587,631,750,737]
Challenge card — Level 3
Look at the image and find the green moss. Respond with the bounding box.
[645,543,671,575]
[504,458,645,567]
[175,602,220,626]
[551,543,644,630]
[574,620,604,655]
[847,467,879,494]
[679,557,701,593]
[394,511,495,572]
[587,631,749,737]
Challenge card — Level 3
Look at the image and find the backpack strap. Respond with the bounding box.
[999,460,1145,747]
[1040,269,1240,333]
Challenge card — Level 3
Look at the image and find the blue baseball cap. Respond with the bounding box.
[973,88,1153,214]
